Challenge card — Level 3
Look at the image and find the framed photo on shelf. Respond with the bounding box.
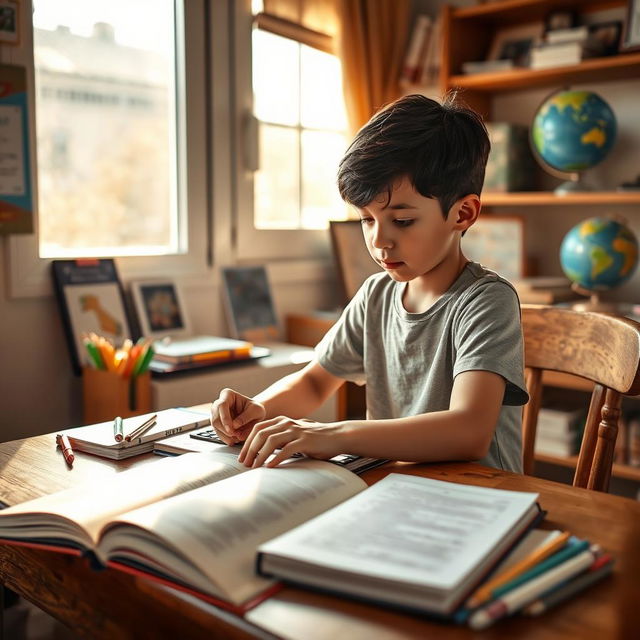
[221,266,279,343]
[329,220,381,302]
[487,22,544,66]
[0,0,19,46]
[130,279,192,340]
[51,259,133,375]
[590,21,623,56]
[461,215,527,282]
[621,0,640,52]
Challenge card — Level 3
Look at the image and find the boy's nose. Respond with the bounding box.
[371,224,392,249]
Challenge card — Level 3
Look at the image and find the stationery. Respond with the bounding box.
[124,414,157,442]
[469,547,598,630]
[56,434,75,467]
[113,416,124,442]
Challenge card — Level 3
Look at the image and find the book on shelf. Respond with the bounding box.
[0,456,541,618]
[461,59,516,75]
[545,25,590,44]
[512,277,579,304]
[530,39,603,69]
[61,408,210,460]
[418,14,441,86]
[257,473,541,617]
[399,14,431,84]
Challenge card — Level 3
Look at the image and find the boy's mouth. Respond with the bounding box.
[380,260,403,270]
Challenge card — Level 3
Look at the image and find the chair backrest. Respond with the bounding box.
[521,304,640,492]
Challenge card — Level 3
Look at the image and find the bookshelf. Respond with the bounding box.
[481,191,640,206]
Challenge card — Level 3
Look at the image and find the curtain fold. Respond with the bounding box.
[336,0,410,135]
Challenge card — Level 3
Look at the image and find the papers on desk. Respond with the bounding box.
[61,408,209,460]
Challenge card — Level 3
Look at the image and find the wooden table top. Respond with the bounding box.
[1,422,639,639]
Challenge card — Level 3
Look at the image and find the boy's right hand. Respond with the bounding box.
[210,388,266,445]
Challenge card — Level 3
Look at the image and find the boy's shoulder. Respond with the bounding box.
[454,261,520,307]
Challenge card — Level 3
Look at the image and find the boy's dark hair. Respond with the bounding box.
[337,94,490,218]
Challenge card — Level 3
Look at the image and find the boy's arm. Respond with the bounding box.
[239,370,506,467]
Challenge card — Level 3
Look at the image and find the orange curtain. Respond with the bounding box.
[336,0,410,135]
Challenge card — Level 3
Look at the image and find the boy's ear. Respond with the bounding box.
[450,194,481,232]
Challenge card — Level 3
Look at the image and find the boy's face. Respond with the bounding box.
[356,176,470,284]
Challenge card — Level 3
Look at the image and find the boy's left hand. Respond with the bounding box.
[238,417,344,468]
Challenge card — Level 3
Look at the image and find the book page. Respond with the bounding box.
[259,473,538,591]
[97,459,366,605]
[0,451,247,548]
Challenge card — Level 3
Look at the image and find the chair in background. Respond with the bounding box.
[520,304,640,492]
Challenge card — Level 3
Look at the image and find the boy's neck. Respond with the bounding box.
[402,251,469,314]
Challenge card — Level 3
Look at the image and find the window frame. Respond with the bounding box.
[6,0,211,298]
[233,0,343,261]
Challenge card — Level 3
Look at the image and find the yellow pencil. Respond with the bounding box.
[467,530,571,609]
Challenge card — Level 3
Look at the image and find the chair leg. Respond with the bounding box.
[574,385,605,488]
[587,389,621,492]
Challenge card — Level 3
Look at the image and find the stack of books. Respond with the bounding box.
[530,25,604,69]
[534,405,585,457]
[511,276,580,305]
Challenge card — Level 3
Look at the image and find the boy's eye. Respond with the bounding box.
[359,217,373,225]
[394,219,414,228]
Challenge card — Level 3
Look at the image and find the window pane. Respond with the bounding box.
[301,130,348,229]
[252,30,299,126]
[300,45,347,130]
[33,0,180,258]
[254,124,300,229]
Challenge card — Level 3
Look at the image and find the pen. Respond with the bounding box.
[113,416,124,442]
[56,434,75,466]
[124,414,157,442]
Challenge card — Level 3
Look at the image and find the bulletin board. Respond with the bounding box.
[0,63,33,235]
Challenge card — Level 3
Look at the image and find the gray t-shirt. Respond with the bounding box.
[316,262,528,472]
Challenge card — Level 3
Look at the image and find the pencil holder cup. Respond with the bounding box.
[82,368,151,424]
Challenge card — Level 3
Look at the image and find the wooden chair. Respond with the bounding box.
[520,304,640,492]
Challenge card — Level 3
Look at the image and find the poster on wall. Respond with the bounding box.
[0,63,33,235]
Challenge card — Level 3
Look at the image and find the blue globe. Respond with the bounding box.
[560,217,638,291]
[532,90,617,173]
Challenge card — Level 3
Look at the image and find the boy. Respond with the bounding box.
[212,94,528,472]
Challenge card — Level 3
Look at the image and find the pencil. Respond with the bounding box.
[469,548,596,630]
[522,555,614,616]
[467,530,571,608]
[124,414,157,441]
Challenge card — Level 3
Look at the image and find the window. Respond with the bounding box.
[252,29,348,231]
[32,0,182,258]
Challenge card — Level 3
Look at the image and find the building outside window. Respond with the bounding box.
[32,0,182,258]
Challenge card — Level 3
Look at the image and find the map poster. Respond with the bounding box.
[0,63,33,234]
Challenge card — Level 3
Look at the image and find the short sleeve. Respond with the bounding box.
[314,278,370,384]
[453,281,529,406]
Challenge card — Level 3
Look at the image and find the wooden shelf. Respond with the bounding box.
[452,0,626,25]
[481,191,640,206]
[448,53,640,92]
[536,452,640,482]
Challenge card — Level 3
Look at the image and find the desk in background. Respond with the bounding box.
[0,412,639,639]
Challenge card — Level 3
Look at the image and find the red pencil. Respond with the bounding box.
[56,434,75,466]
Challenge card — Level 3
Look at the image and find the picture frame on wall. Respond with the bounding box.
[221,266,279,343]
[130,279,192,340]
[0,0,19,46]
[461,215,527,282]
[621,0,640,52]
[51,259,133,375]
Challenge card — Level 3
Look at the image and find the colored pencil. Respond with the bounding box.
[522,555,614,616]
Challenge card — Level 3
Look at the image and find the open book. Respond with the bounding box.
[257,474,541,616]
[0,454,540,617]
[0,451,369,612]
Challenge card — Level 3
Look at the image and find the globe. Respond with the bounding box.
[560,217,638,292]
[531,90,617,192]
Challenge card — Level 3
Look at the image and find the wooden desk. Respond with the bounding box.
[1,418,640,639]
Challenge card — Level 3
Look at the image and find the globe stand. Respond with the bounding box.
[570,283,624,314]
[555,172,592,195]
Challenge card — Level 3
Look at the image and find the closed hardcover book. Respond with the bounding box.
[257,474,541,617]
[152,335,253,364]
